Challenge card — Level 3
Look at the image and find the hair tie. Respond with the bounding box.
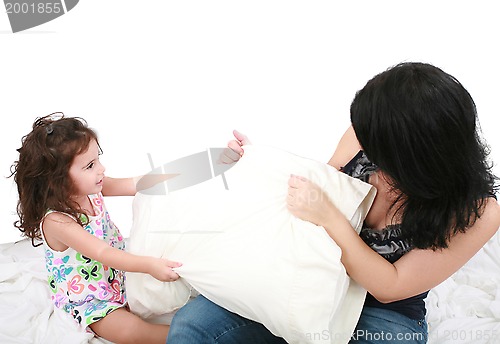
[33,112,64,134]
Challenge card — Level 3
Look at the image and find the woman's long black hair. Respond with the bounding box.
[350,62,498,249]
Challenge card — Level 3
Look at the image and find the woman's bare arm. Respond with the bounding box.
[287,172,500,303]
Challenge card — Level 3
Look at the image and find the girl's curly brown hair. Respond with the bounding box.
[10,113,100,246]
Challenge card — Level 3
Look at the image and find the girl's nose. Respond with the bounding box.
[98,160,106,174]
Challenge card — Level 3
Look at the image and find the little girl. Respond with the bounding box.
[11,113,180,344]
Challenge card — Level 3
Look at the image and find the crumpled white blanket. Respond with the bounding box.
[426,229,500,344]
[0,239,109,344]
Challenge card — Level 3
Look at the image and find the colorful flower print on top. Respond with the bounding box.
[41,193,126,330]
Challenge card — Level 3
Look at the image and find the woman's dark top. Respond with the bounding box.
[341,151,428,320]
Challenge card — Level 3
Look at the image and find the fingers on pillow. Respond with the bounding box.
[219,146,242,165]
[288,174,307,188]
[167,260,183,268]
[233,129,251,145]
[228,140,244,153]
[169,271,180,282]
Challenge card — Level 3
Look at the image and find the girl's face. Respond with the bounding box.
[68,139,105,197]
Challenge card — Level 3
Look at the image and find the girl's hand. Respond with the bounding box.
[219,130,252,164]
[286,174,334,227]
[147,257,182,282]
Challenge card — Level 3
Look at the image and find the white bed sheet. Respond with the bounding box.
[0,239,107,344]
[1,226,498,344]
[425,229,500,344]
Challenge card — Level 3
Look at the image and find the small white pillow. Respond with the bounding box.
[126,145,376,344]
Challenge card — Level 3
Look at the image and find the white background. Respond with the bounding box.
[1,1,499,243]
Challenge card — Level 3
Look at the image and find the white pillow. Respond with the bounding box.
[126,145,376,344]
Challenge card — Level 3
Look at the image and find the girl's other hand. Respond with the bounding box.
[148,257,182,282]
[219,130,251,164]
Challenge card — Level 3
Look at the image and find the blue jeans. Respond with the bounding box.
[167,296,428,343]
[167,295,286,343]
[351,307,428,343]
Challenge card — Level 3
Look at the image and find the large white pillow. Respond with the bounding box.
[126,145,376,344]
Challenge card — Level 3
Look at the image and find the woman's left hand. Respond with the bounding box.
[286,174,333,226]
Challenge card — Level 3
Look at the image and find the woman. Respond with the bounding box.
[167,62,500,343]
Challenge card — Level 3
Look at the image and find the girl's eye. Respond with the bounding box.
[86,162,94,170]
